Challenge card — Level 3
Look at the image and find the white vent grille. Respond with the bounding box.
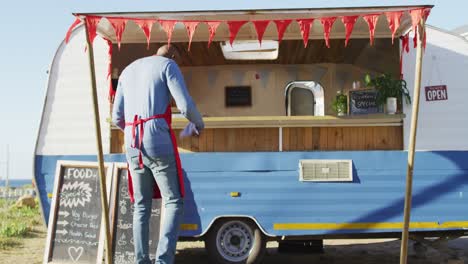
[299,160,353,182]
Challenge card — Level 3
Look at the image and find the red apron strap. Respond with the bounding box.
[163,106,185,197]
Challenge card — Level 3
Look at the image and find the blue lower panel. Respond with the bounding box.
[35,151,468,237]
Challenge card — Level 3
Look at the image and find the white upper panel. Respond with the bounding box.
[36,25,112,155]
[403,26,468,150]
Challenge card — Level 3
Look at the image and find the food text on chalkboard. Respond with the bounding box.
[44,161,113,264]
[348,89,383,115]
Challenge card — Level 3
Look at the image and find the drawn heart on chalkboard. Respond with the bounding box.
[68,246,84,262]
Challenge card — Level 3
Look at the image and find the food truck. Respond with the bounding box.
[35,5,468,263]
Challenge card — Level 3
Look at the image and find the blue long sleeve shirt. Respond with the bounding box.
[112,55,204,157]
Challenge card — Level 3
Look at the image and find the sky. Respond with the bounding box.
[0,0,467,180]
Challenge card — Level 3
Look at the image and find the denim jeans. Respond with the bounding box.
[129,154,184,264]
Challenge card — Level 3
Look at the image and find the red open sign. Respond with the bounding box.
[425,85,448,101]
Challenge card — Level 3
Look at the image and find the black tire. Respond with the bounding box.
[205,218,266,264]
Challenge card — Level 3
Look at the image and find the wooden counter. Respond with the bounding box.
[172,114,404,129]
[111,115,404,153]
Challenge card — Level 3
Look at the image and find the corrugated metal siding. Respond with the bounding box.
[36,151,468,237]
[36,25,111,155]
[403,27,468,151]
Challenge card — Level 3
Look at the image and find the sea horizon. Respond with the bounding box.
[0,179,33,188]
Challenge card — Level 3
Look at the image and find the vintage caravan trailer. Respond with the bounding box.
[35,5,468,263]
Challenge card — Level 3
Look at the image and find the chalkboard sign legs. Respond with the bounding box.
[84,17,113,264]
[399,18,426,264]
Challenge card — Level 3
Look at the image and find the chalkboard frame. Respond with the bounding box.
[348,88,384,115]
[44,160,114,264]
[225,86,252,107]
[109,163,164,264]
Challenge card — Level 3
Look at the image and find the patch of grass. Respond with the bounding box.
[0,198,42,250]
[0,237,21,250]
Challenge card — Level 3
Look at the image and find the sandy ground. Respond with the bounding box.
[0,225,466,264]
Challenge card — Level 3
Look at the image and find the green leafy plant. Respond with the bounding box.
[364,73,411,106]
[331,92,348,115]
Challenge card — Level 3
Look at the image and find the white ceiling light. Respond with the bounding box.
[220,40,279,60]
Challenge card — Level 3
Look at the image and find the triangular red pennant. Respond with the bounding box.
[252,20,270,45]
[273,19,292,43]
[297,19,314,47]
[183,21,199,51]
[320,17,337,48]
[410,8,423,32]
[385,11,403,44]
[107,18,127,50]
[65,17,81,44]
[85,16,102,44]
[227,21,248,46]
[410,8,431,48]
[133,19,156,49]
[206,21,221,48]
[159,20,177,47]
[341,16,358,47]
[363,14,380,46]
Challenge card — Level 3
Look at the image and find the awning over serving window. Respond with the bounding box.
[68,5,432,50]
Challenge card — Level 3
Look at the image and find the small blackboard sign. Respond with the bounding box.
[44,161,113,264]
[348,89,383,115]
[109,164,162,264]
[225,86,252,107]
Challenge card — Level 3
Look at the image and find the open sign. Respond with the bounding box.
[425,85,448,101]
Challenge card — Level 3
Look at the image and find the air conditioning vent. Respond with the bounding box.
[299,160,353,182]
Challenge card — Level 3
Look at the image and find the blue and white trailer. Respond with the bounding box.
[35,5,468,263]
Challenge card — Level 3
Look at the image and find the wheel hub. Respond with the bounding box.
[216,221,254,262]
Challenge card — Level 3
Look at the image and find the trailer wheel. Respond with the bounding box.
[205,219,266,264]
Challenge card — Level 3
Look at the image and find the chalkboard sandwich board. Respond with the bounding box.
[44,161,113,264]
[348,88,383,115]
[109,163,162,264]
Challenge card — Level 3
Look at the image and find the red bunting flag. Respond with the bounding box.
[341,16,358,47]
[401,33,410,53]
[227,21,248,46]
[133,19,156,49]
[273,19,292,43]
[320,17,337,48]
[252,20,270,45]
[85,16,102,44]
[206,21,221,48]
[183,21,199,51]
[363,14,380,46]
[297,19,314,47]
[159,20,177,47]
[410,8,431,48]
[104,39,115,102]
[400,33,410,79]
[65,17,81,44]
[107,18,127,50]
[413,29,418,48]
[410,8,431,31]
[385,11,403,44]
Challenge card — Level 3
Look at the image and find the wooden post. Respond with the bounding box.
[399,19,425,264]
[83,17,113,264]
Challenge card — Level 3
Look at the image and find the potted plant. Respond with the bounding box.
[331,91,348,116]
[364,73,411,114]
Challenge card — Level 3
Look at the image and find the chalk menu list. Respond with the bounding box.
[50,166,103,263]
[111,168,162,264]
